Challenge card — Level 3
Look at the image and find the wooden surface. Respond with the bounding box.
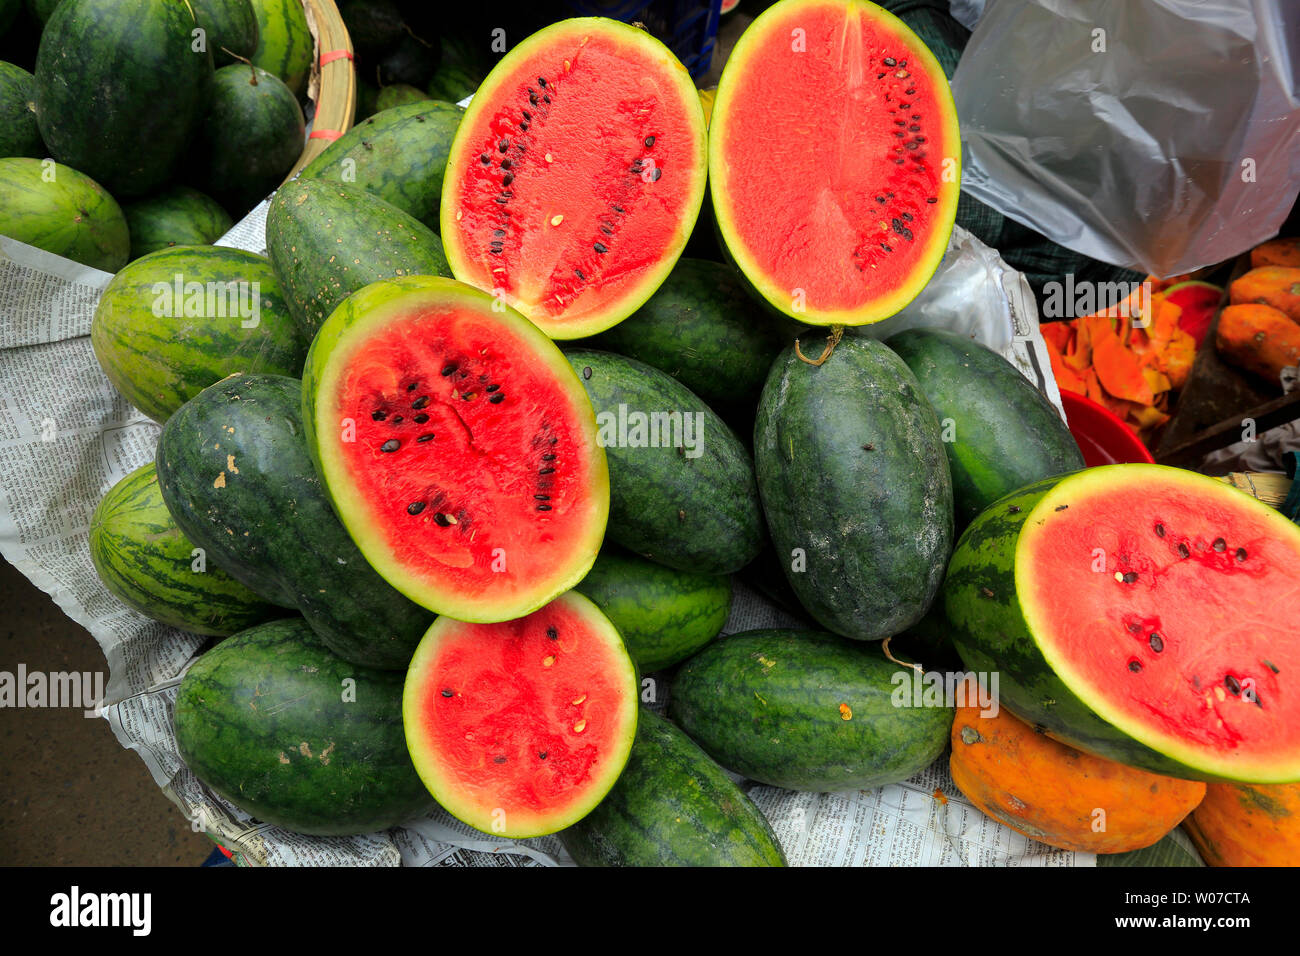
[287,0,355,181]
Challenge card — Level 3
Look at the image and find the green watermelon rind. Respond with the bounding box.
[89,463,278,636]
[247,0,313,97]
[558,709,787,867]
[91,245,309,423]
[175,618,436,835]
[944,464,1300,783]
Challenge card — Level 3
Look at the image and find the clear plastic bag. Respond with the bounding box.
[951,0,1300,277]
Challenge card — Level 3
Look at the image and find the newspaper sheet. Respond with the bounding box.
[0,209,1087,867]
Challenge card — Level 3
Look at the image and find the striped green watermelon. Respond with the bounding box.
[944,464,1300,783]
[91,245,308,422]
[0,61,41,158]
[89,463,277,635]
[247,0,313,98]
[123,186,234,261]
[190,0,259,66]
[297,99,463,230]
[0,157,129,272]
[574,548,731,673]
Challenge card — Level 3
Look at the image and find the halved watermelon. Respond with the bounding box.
[945,464,1300,783]
[1163,280,1222,349]
[439,18,708,340]
[302,275,609,623]
[710,0,960,325]
[403,591,639,837]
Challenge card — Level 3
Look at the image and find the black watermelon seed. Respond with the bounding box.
[575,269,585,280]
[529,92,537,105]
[493,756,507,764]
[613,204,624,213]
[1178,543,1190,557]
[493,229,505,237]
[926,197,938,204]
[880,243,892,252]
[902,212,913,221]
[498,139,508,152]
[412,395,430,409]
[413,413,429,424]
[406,382,418,391]
[392,415,403,424]
[895,120,906,127]
[417,433,434,443]
[876,196,886,203]
[651,167,662,182]
[381,439,400,453]
[537,504,552,512]
[1128,660,1142,673]
[1122,571,1138,584]
[895,158,905,165]
[433,513,450,527]
[891,218,914,240]
[371,410,387,421]
[910,124,921,131]
[408,501,426,515]
[538,751,548,759]
[1055,505,1069,512]
[485,383,500,392]
[489,393,504,404]
[479,154,490,164]
[503,173,514,187]
[906,141,919,150]
[1266,660,1280,674]
[522,110,531,121]
[594,242,607,254]
[1213,537,1226,552]
[534,494,551,501]
[543,95,550,104]
[582,367,592,380]
[600,224,613,235]
[441,688,453,697]
[1127,622,1142,633]
[493,197,508,204]
[1236,547,1247,561]
[912,114,921,119]
[502,159,512,170]
[519,122,528,131]
[1149,633,1164,652]
[644,136,655,147]
[906,88,916,95]
[900,60,907,67]
[441,363,458,376]
[547,626,558,640]
[883,57,896,66]
[876,73,885,79]
[1225,675,1241,695]
[539,467,555,475]
[1155,523,1166,537]
[538,77,547,87]
[542,453,557,461]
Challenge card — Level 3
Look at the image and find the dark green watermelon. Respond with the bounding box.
[90,462,277,635]
[265,178,452,338]
[297,99,462,229]
[671,629,954,791]
[887,328,1084,527]
[123,186,233,261]
[91,245,307,422]
[155,373,434,669]
[191,64,305,213]
[589,258,792,421]
[754,337,954,641]
[34,0,212,198]
[0,157,129,272]
[559,709,787,866]
[375,83,431,111]
[564,349,764,575]
[174,618,436,835]
[0,61,41,157]
[575,547,732,673]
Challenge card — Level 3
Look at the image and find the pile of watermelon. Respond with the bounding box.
[33,0,1300,865]
[0,0,316,269]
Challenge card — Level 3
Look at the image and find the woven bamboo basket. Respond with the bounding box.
[286,0,356,180]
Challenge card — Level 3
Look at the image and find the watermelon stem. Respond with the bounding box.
[881,635,923,674]
[794,326,844,366]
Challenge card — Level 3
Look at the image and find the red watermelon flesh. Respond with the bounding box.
[1163,281,1222,348]
[403,592,639,837]
[303,276,609,624]
[440,18,707,340]
[1018,468,1300,780]
[709,0,961,326]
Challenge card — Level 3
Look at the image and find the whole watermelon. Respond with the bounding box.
[34,0,212,198]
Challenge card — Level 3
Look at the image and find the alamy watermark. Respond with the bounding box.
[891,669,999,717]
[1040,274,1152,325]
[151,273,261,328]
[0,664,105,717]
[595,404,704,459]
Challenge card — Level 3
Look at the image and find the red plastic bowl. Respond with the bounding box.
[1059,390,1155,467]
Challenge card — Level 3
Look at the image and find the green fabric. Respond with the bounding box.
[878,0,1146,307]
